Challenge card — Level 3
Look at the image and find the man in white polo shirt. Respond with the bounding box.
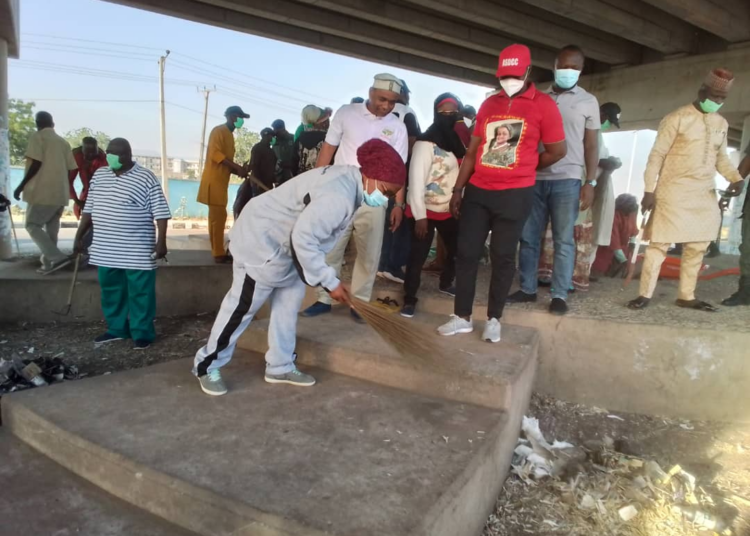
[302,73,408,320]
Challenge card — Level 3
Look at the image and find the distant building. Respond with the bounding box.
[133,155,200,179]
[134,155,163,174]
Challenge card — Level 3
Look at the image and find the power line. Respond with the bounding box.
[11,61,210,87]
[21,33,333,106]
[12,63,299,117]
[16,98,159,103]
[215,87,299,116]
[170,52,332,104]
[21,32,165,52]
[22,45,157,62]
[169,59,311,107]
[24,39,158,58]
[10,95,224,120]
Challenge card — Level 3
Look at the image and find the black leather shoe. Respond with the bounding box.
[549,298,568,315]
[507,290,537,304]
[627,296,650,310]
[721,292,750,307]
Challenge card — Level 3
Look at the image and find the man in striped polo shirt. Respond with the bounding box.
[73,138,172,350]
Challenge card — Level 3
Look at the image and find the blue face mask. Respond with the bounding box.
[363,180,389,207]
[554,68,581,90]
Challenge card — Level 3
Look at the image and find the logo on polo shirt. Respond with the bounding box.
[502,58,519,67]
[381,128,394,137]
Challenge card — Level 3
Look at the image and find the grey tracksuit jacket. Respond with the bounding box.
[229,165,364,290]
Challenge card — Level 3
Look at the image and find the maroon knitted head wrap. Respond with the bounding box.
[356,139,406,186]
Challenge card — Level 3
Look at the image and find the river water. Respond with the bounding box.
[9,167,239,218]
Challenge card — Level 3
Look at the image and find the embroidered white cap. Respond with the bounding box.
[372,73,404,94]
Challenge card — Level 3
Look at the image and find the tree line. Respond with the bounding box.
[8,99,260,170]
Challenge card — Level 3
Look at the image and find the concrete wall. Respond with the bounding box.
[0,265,232,324]
[581,47,750,133]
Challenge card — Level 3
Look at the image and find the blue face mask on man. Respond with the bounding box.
[554,68,581,90]
[362,180,389,207]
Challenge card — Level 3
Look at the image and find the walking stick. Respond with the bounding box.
[7,208,21,257]
[54,254,81,316]
[622,210,650,289]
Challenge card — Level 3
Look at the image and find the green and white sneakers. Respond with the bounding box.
[198,369,228,396]
[265,368,316,387]
[198,367,317,396]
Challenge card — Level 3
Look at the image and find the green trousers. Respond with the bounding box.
[98,267,157,342]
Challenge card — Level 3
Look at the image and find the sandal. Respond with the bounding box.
[373,296,400,313]
[675,299,718,312]
[627,296,650,310]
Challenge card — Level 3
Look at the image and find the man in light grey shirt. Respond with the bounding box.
[509,45,600,315]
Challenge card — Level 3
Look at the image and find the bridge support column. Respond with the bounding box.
[0,38,11,260]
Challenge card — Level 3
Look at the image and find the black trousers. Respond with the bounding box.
[455,184,534,319]
[403,216,458,305]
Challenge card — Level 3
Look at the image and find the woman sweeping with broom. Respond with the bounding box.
[193,139,406,396]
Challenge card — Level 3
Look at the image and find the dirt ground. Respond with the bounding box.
[2,315,749,535]
[484,394,750,536]
[0,315,214,381]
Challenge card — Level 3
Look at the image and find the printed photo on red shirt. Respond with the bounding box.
[480,119,524,169]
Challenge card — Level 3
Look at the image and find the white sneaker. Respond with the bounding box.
[482,318,502,343]
[437,315,474,336]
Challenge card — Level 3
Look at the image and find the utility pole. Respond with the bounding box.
[158,50,170,198]
[197,85,215,176]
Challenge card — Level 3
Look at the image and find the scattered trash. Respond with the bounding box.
[0,356,79,395]
[675,506,730,533]
[618,504,639,521]
[27,347,35,354]
[502,414,736,536]
[607,414,625,421]
[442,436,449,443]
[679,423,695,431]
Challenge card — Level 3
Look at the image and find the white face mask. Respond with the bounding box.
[500,77,525,97]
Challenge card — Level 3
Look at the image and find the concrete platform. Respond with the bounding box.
[369,288,750,423]
[0,432,194,536]
[240,308,539,412]
[0,250,231,323]
[3,340,535,536]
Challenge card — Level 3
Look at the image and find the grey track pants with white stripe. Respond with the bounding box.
[193,263,306,377]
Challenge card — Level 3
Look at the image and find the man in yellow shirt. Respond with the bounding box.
[197,105,250,263]
[13,111,79,274]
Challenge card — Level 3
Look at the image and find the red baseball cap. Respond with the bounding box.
[496,44,531,78]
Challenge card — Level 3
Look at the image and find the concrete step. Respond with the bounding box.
[0,431,195,536]
[0,250,232,323]
[239,307,539,412]
[2,350,531,536]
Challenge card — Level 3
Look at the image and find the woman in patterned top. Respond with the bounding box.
[401,93,466,318]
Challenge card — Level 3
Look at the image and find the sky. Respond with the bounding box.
[8,0,490,159]
[8,0,737,199]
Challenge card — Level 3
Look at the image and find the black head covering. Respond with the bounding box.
[418,92,466,159]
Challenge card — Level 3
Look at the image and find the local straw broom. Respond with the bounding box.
[350,299,454,368]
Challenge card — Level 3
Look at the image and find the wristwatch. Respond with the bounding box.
[394,202,406,210]
[586,180,598,187]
